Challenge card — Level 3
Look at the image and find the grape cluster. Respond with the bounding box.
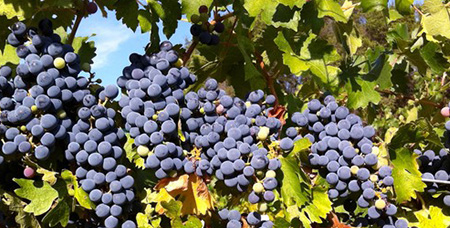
[290,96,407,228]
[218,209,273,228]
[190,5,224,45]
[3,19,136,228]
[118,41,196,179]
[417,148,450,206]
[179,79,288,206]
[0,19,92,164]
[67,89,137,228]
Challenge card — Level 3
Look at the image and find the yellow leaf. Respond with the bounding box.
[36,168,58,185]
[155,174,213,216]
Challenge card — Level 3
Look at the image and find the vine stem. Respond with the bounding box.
[255,51,279,108]
[182,40,199,66]
[68,11,84,45]
[412,4,424,16]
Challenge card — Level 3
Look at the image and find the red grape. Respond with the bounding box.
[442,107,450,117]
[24,167,35,178]
[199,5,208,14]
[87,2,98,14]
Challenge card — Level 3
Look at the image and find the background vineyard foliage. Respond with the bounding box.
[1,0,450,227]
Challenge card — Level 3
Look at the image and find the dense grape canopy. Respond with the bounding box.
[2,0,450,227]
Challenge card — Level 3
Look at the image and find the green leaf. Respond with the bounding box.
[364,52,393,89]
[414,206,450,228]
[277,0,306,8]
[235,25,265,90]
[345,78,381,109]
[361,0,387,12]
[161,200,183,220]
[0,0,35,20]
[148,0,181,38]
[395,0,413,15]
[115,0,139,31]
[419,42,448,74]
[41,199,70,227]
[273,217,291,228]
[421,0,450,40]
[315,0,347,23]
[243,0,278,24]
[13,178,59,216]
[274,31,310,74]
[308,59,340,86]
[288,138,312,162]
[61,170,96,209]
[279,156,311,208]
[2,191,41,228]
[184,216,203,228]
[299,183,332,225]
[72,36,96,65]
[124,134,146,169]
[390,148,426,203]
[181,0,213,21]
[0,44,20,65]
[137,9,153,33]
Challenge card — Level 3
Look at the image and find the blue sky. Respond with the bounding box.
[77,1,424,86]
[76,11,191,86]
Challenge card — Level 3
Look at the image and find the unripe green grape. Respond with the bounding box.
[191,14,200,24]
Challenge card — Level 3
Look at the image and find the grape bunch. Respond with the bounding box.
[68,91,137,228]
[416,148,450,206]
[190,5,225,45]
[0,19,92,163]
[178,79,288,206]
[289,96,408,228]
[3,19,136,227]
[218,209,273,228]
[117,41,196,179]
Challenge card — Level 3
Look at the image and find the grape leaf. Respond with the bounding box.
[137,9,153,33]
[60,170,96,209]
[288,138,312,162]
[13,178,59,216]
[299,183,332,226]
[243,0,278,24]
[0,0,35,20]
[148,0,181,38]
[279,156,311,208]
[41,198,70,227]
[154,174,213,216]
[0,44,20,65]
[421,0,450,40]
[36,168,58,185]
[277,0,306,9]
[235,25,266,90]
[395,0,413,15]
[72,36,96,65]
[114,0,139,31]
[315,0,347,23]
[413,206,450,228]
[360,0,387,12]
[419,42,448,74]
[390,148,426,203]
[124,134,146,169]
[345,78,381,109]
[1,191,41,228]
[274,31,310,74]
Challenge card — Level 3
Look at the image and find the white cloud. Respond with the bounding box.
[87,24,133,69]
